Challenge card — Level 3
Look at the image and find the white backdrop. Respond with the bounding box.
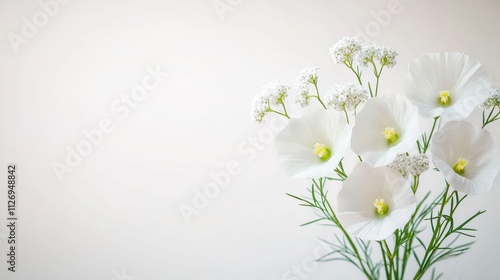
[1,0,500,279]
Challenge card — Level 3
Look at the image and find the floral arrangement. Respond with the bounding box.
[250,37,500,280]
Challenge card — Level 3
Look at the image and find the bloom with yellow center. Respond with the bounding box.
[352,94,420,167]
[275,108,351,179]
[405,52,490,119]
[432,120,500,194]
[337,162,416,241]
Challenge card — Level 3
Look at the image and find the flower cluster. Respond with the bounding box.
[376,46,398,68]
[295,67,320,107]
[387,154,411,178]
[408,153,429,176]
[250,80,290,122]
[330,36,362,64]
[388,153,430,178]
[251,39,500,280]
[325,83,368,111]
[482,88,500,109]
[262,80,289,105]
[296,66,319,86]
[329,37,398,98]
[250,94,268,123]
[358,44,398,68]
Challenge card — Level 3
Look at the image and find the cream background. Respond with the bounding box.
[0,0,499,279]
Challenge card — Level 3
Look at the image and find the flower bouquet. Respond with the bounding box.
[250,37,500,280]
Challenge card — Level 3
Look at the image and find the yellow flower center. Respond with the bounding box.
[383,127,399,145]
[438,90,452,107]
[314,143,332,161]
[453,157,468,175]
[374,198,389,217]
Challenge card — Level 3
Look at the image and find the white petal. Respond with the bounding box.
[352,94,420,167]
[405,52,490,119]
[337,162,416,240]
[275,108,351,179]
[432,120,500,194]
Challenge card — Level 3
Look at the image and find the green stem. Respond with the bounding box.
[345,60,363,86]
[379,242,391,280]
[411,175,420,194]
[267,100,290,119]
[482,105,500,128]
[374,64,384,97]
[313,81,327,109]
[268,108,290,119]
[417,116,439,153]
[342,105,350,124]
[383,239,397,279]
[423,117,439,153]
[414,183,450,279]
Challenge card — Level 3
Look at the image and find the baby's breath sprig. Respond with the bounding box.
[481,88,500,128]
[251,80,291,122]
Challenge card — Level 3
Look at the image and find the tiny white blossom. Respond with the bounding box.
[295,86,310,107]
[330,37,362,64]
[296,66,320,86]
[263,80,290,105]
[295,67,320,107]
[409,153,430,176]
[387,154,410,178]
[481,88,500,109]
[325,83,368,111]
[357,44,378,67]
[250,80,290,122]
[251,93,269,123]
[376,46,398,68]
[357,44,398,68]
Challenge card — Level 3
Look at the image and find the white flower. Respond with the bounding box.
[295,86,310,107]
[404,52,490,119]
[330,37,362,64]
[409,153,429,176]
[251,93,269,123]
[275,108,351,179]
[387,154,410,178]
[431,120,500,194]
[387,153,430,178]
[325,83,368,111]
[358,44,398,68]
[337,162,417,241]
[295,67,320,107]
[263,80,290,105]
[481,88,500,109]
[251,80,290,122]
[357,44,378,67]
[296,66,320,86]
[351,94,420,167]
[376,46,397,68]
